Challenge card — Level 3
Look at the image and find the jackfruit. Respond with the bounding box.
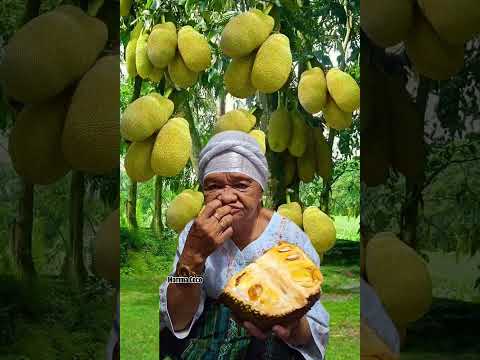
[120,93,174,142]
[136,33,154,79]
[298,67,327,114]
[278,202,303,228]
[284,153,296,185]
[303,207,336,254]
[249,130,266,154]
[323,95,353,130]
[178,26,211,72]
[366,232,432,325]
[418,0,480,45]
[215,109,256,133]
[94,209,120,285]
[267,106,291,152]
[125,38,137,78]
[0,5,107,103]
[168,51,198,89]
[405,13,464,80]
[124,135,156,182]
[224,54,257,99]
[147,22,177,69]
[166,189,204,233]
[131,20,144,40]
[149,67,164,83]
[61,56,119,174]
[297,132,316,183]
[288,110,308,157]
[326,68,360,113]
[251,34,293,94]
[151,117,192,176]
[220,9,274,58]
[9,96,70,185]
[120,0,133,17]
[220,241,322,331]
[361,0,414,47]
[312,128,333,181]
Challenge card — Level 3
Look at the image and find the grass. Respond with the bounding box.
[332,215,360,241]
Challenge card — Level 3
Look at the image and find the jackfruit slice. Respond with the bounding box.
[124,135,156,183]
[0,5,107,103]
[178,26,211,72]
[312,128,333,181]
[224,54,257,99]
[251,34,293,94]
[166,189,204,233]
[151,117,192,176]
[215,109,256,133]
[297,132,316,183]
[298,67,327,114]
[136,33,154,80]
[248,130,266,154]
[326,68,360,113]
[94,209,120,285]
[288,110,308,157]
[323,95,353,130]
[125,38,137,78]
[120,0,133,17]
[267,106,291,152]
[168,51,198,89]
[220,9,274,58]
[147,22,177,69]
[278,202,303,228]
[303,207,336,254]
[220,241,322,331]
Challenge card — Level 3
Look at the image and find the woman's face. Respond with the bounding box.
[203,172,263,222]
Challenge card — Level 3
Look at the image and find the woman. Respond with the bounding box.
[159,131,329,359]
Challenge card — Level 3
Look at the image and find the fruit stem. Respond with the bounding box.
[249,107,257,114]
[194,184,199,191]
[277,92,282,109]
[264,4,274,15]
[161,14,165,23]
[307,61,312,70]
[286,191,291,204]
[163,88,173,98]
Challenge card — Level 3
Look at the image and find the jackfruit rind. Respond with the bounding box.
[9,96,70,185]
[136,33,154,80]
[296,132,316,183]
[149,67,164,83]
[61,56,119,174]
[366,232,432,325]
[267,107,291,152]
[166,189,204,233]
[224,55,257,99]
[151,117,192,176]
[298,67,327,114]
[126,38,137,78]
[251,34,293,94]
[248,130,266,154]
[303,207,336,254]
[94,209,120,284]
[0,5,107,103]
[323,96,353,130]
[147,22,177,69]
[124,135,156,183]
[168,51,198,89]
[312,128,332,180]
[120,0,133,17]
[178,26,212,72]
[215,109,256,133]
[278,202,303,228]
[288,111,308,157]
[326,68,360,113]
[220,9,274,58]
[120,93,174,142]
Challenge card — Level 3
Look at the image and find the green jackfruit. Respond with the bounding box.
[267,106,291,152]
[166,189,204,233]
[124,135,156,182]
[61,56,119,174]
[215,109,256,133]
[178,26,211,72]
[312,128,332,181]
[126,38,137,78]
[326,68,360,113]
[9,96,70,185]
[0,5,107,103]
[278,202,303,228]
[120,0,133,17]
[251,34,293,94]
[298,67,327,114]
[296,132,316,183]
[168,51,198,89]
[147,22,177,69]
[131,20,144,40]
[136,33,154,79]
[151,117,192,176]
[303,207,336,254]
[323,95,353,130]
[149,67,164,83]
[288,111,308,157]
[94,209,120,285]
[284,153,296,185]
[120,93,174,142]
[248,130,266,154]
[224,54,257,99]
[220,9,274,58]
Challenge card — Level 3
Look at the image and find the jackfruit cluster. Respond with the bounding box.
[166,189,204,233]
[303,207,336,255]
[215,109,256,133]
[277,202,303,228]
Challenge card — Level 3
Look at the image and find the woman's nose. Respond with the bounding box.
[217,186,238,203]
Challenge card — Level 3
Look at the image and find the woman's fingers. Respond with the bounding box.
[198,199,223,220]
[243,321,268,340]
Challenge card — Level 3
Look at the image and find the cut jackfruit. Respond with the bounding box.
[278,202,303,228]
[248,130,266,154]
[220,241,322,331]
[298,67,327,114]
[178,26,211,72]
[224,54,257,99]
[323,95,353,130]
[303,207,336,254]
[136,33,154,80]
[326,68,360,113]
[124,135,156,183]
[168,51,198,89]
[288,110,308,157]
[215,109,256,133]
[267,106,291,152]
[166,189,204,233]
[147,22,177,69]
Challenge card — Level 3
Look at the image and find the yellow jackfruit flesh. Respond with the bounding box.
[0,5,107,103]
[94,209,120,285]
[166,189,204,233]
[220,9,274,58]
[215,109,256,133]
[120,93,174,142]
[303,207,336,254]
[224,54,257,99]
[288,111,308,157]
[168,51,198,89]
[326,68,360,113]
[178,26,211,72]
[151,117,192,176]
[136,33,154,80]
[366,232,432,325]
[313,128,333,181]
[251,34,293,94]
[120,0,133,17]
[149,67,164,83]
[126,38,137,78]
[298,67,327,114]
[278,202,303,228]
[9,96,70,185]
[248,130,266,154]
[267,107,291,152]
[147,22,177,69]
[124,135,156,183]
[296,132,316,183]
[323,95,353,130]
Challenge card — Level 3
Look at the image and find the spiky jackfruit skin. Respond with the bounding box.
[278,202,303,228]
[178,26,211,72]
[251,34,293,94]
[168,51,198,89]
[366,232,432,325]
[220,9,274,58]
[323,96,353,130]
[267,107,291,152]
[405,13,464,80]
[303,207,336,254]
[248,130,266,154]
[149,67,164,83]
[166,189,204,233]
[120,0,133,17]
[298,67,327,114]
[312,128,332,181]
[215,109,256,133]
[94,209,120,285]
[61,56,119,174]
[288,111,308,157]
[326,69,360,113]
[0,5,107,103]
[224,54,257,99]
[120,93,174,142]
[147,22,177,69]
[126,38,137,78]
[124,135,156,182]
[361,0,414,47]
[136,33,154,79]
[284,153,296,185]
[151,117,192,176]
[9,96,70,185]
[220,241,322,331]
[131,21,144,40]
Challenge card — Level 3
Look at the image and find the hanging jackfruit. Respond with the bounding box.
[131,20,144,40]
[303,207,336,255]
[298,67,327,114]
[278,202,303,228]
[120,0,133,17]
[168,51,198,89]
[94,209,120,285]
[178,26,211,72]
[147,22,177,69]
[136,33,154,79]
[249,130,266,154]
[323,95,353,130]
[288,110,308,157]
[166,189,204,233]
[267,106,291,152]
[251,34,293,94]
[149,67,164,83]
[296,132,316,183]
[126,38,137,78]
[215,109,256,133]
[124,135,156,183]
[220,9,274,58]
[151,117,192,176]
[284,153,296,185]
[326,68,360,113]
[312,128,333,181]
[224,54,257,99]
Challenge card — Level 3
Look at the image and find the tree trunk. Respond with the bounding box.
[219,93,226,116]
[126,180,138,229]
[152,176,163,237]
[320,129,336,214]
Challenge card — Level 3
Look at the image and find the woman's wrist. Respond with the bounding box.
[179,247,206,274]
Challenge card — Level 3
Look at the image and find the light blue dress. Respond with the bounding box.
[159,212,330,360]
